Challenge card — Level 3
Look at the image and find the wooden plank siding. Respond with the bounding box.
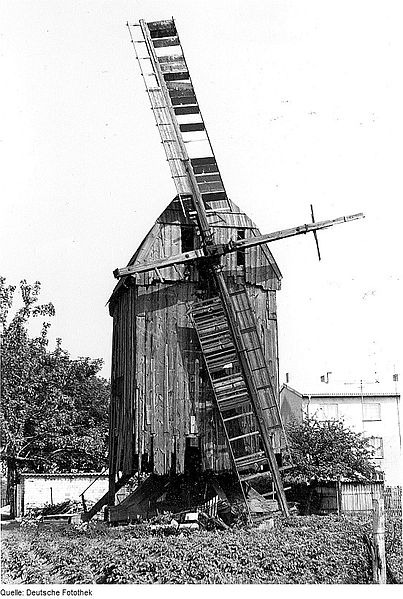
[316,481,385,514]
[109,199,282,478]
[109,198,281,296]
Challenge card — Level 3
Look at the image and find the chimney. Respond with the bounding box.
[321,372,332,384]
[285,373,289,384]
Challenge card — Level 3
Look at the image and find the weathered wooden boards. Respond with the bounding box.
[108,17,283,492]
[372,496,387,584]
[108,201,282,480]
[110,198,281,290]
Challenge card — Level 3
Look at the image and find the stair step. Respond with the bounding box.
[214,383,246,393]
[237,460,268,473]
[193,315,224,323]
[212,373,245,386]
[215,389,249,402]
[192,298,222,308]
[200,338,232,349]
[223,411,254,422]
[229,430,260,443]
[203,342,234,352]
[193,299,223,308]
[193,306,224,316]
[193,317,227,328]
[206,350,237,360]
[197,324,230,336]
[209,365,237,374]
[241,470,273,483]
[208,358,237,368]
[215,387,248,399]
[203,339,234,349]
[235,452,267,469]
[195,312,226,320]
[214,379,246,390]
[217,397,250,411]
[216,390,249,401]
[262,487,292,496]
[205,350,237,361]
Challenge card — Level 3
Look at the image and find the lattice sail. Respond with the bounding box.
[128,18,231,213]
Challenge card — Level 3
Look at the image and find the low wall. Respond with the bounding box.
[17,473,109,516]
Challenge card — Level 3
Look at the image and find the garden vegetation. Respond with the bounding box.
[3,515,400,585]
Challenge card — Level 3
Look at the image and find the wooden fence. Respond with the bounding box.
[340,482,383,515]
[1,477,8,508]
[384,486,402,515]
[316,482,401,515]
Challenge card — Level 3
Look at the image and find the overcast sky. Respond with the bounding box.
[2,0,402,389]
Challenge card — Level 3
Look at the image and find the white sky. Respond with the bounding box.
[1,0,402,389]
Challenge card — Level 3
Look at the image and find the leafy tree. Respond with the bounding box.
[286,416,378,482]
[0,277,109,517]
[285,417,379,513]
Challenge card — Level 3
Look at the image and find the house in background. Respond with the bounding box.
[280,381,402,487]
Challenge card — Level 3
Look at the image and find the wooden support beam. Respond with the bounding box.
[372,496,386,584]
[114,248,205,278]
[113,213,364,278]
[82,473,132,522]
[231,213,365,252]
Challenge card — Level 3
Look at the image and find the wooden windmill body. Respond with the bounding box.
[101,19,363,523]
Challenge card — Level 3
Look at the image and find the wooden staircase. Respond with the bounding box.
[190,288,289,514]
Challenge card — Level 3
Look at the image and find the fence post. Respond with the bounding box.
[336,478,341,516]
[372,496,386,584]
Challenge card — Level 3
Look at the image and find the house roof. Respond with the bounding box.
[281,382,399,399]
[20,472,109,478]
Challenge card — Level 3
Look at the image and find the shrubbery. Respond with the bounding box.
[1,515,376,584]
[385,513,403,583]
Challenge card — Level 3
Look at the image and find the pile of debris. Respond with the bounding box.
[22,500,82,525]
[149,510,229,535]
[108,471,281,527]
[114,471,283,535]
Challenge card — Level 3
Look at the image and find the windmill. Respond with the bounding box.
[89,19,364,524]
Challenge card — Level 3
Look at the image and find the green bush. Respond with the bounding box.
[385,514,403,583]
[1,515,374,584]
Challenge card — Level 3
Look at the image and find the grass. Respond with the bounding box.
[0,514,383,584]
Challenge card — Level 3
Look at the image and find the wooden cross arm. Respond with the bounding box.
[113,212,364,279]
[113,248,206,279]
[230,213,365,251]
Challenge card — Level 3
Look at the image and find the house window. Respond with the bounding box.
[181,225,195,252]
[367,436,384,458]
[316,403,338,421]
[363,403,381,421]
[236,229,246,266]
